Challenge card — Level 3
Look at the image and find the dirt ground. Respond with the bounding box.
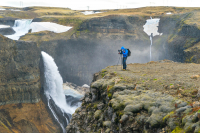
[105,60,200,104]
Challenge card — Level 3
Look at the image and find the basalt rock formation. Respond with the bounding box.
[0,34,41,105]
[0,35,61,132]
[0,27,15,35]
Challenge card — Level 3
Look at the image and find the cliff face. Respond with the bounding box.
[66,60,200,133]
[0,35,62,132]
[0,35,41,105]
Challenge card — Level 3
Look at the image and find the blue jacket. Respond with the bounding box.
[121,46,128,57]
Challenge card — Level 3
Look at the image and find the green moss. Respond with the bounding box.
[163,111,174,121]
[101,73,105,77]
[93,104,98,109]
[86,103,92,109]
[116,127,119,131]
[101,69,107,77]
[102,69,107,73]
[114,117,118,123]
[108,93,112,99]
[107,85,114,93]
[117,111,124,118]
[171,126,184,133]
[76,31,80,37]
[153,78,157,81]
[112,103,125,111]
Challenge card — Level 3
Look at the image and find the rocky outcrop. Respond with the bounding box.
[0,27,15,35]
[0,17,16,27]
[67,61,200,133]
[0,34,41,105]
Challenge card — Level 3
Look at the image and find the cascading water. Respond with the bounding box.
[5,19,32,40]
[41,51,82,133]
[143,17,162,61]
[150,35,152,61]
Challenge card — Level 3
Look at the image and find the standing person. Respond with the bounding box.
[118,46,128,70]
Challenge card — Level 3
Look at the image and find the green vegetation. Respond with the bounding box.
[108,93,112,99]
[86,103,92,109]
[171,126,184,133]
[163,111,174,121]
[93,103,98,110]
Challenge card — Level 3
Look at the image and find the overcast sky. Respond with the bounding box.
[1,0,200,10]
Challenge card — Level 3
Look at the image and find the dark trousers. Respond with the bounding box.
[122,57,127,70]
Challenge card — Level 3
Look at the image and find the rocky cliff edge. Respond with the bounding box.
[67,60,200,133]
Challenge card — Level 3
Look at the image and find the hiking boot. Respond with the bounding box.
[122,69,126,71]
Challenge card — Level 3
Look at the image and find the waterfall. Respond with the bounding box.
[150,35,152,61]
[5,19,32,40]
[143,17,162,61]
[41,51,81,133]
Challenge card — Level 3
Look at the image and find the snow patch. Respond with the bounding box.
[0,25,10,28]
[30,22,72,33]
[0,8,6,10]
[166,12,172,15]
[10,9,21,11]
[81,11,102,15]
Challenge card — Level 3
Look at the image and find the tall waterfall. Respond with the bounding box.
[41,51,81,133]
[150,35,152,61]
[6,19,32,40]
[143,17,162,61]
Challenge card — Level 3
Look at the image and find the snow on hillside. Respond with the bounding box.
[0,25,10,28]
[30,22,72,33]
[81,11,102,15]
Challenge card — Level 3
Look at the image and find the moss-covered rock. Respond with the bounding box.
[103,121,111,128]
[94,110,102,119]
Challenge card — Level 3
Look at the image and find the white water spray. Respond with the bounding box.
[41,51,80,133]
[143,17,162,61]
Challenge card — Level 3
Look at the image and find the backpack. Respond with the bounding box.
[127,49,131,57]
